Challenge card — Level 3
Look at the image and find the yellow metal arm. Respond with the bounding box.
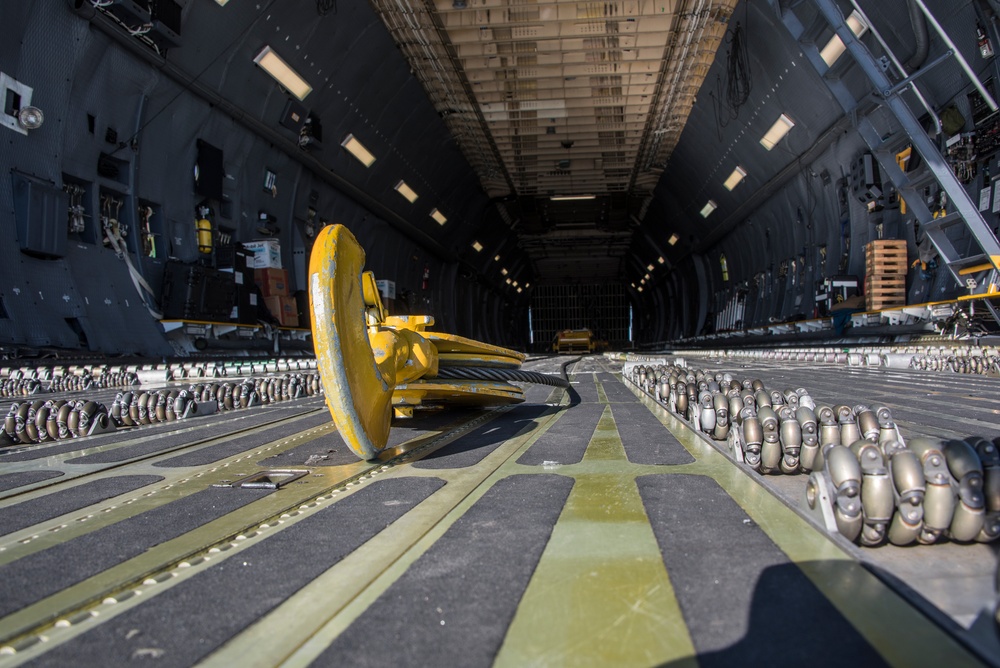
[309,224,526,460]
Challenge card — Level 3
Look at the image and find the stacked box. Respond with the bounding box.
[263,295,299,327]
[242,239,281,268]
[255,268,288,298]
[865,240,907,310]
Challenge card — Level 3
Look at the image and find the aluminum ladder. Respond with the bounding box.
[775,0,1000,314]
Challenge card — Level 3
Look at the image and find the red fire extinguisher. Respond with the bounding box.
[422,265,430,290]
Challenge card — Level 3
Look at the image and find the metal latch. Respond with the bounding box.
[213,469,309,489]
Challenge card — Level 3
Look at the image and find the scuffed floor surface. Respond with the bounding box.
[0,355,995,667]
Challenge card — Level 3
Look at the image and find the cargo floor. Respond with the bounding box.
[0,355,996,667]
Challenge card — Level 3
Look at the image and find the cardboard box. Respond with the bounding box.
[263,295,299,327]
[242,239,282,269]
[255,267,288,297]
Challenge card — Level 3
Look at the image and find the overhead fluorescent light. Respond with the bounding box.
[472,241,483,252]
[394,180,418,203]
[646,263,654,272]
[760,114,795,151]
[253,46,312,101]
[723,166,748,191]
[341,134,375,167]
[550,194,597,201]
[668,233,679,246]
[700,200,718,218]
[819,10,869,67]
[657,256,665,264]
[430,208,447,225]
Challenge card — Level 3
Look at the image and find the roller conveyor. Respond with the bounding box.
[0,354,996,666]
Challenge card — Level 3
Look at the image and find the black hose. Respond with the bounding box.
[906,0,930,71]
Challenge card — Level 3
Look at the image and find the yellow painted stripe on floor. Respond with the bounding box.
[495,408,697,667]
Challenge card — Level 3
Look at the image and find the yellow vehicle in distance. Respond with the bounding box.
[552,328,604,354]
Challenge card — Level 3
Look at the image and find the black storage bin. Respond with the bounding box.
[161,261,236,322]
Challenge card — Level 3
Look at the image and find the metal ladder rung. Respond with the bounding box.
[920,212,963,233]
[949,253,992,271]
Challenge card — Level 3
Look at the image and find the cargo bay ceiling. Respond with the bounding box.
[370,0,737,283]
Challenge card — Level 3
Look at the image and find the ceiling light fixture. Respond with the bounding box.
[505,278,512,285]
[341,134,375,167]
[394,180,418,203]
[819,10,869,67]
[638,287,644,293]
[430,208,447,225]
[760,114,795,151]
[512,280,518,287]
[524,282,530,289]
[668,234,679,246]
[494,254,501,262]
[517,287,522,293]
[723,165,747,191]
[657,256,665,264]
[501,268,508,276]
[646,263,654,272]
[700,200,718,218]
[472,241,483,252]
[253,46,312,101]
[550,194,597,201]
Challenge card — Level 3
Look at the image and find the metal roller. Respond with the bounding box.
[713,392,730,441]
[974,437,1000,513]
[909,438,956,545]
[727,391,742,427]
[686,383,698,421]
[778,405,801,474]
[3,403,18,442]
[826,444,863,542]
[66,401,81,437]
[870,404,901,447]
[855,406,879,442]
[35,401,52,442]
[14,402,32,444]
[757,406,781,474]
[796,406,819,473]
[46,400,65,440]
[754,389,771,408]
[743,414,763,471]
[945,439,985,542]
[674,381,687,416]
[816,405,840,453]
[835,405,861,447]
[698,391,716,435]
[850,440,894,546]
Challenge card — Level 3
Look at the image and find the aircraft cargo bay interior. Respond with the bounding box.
[2,0,1000,665]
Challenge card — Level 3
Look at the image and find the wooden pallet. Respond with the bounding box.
[865,240,908,275]
[865,274,906,310]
